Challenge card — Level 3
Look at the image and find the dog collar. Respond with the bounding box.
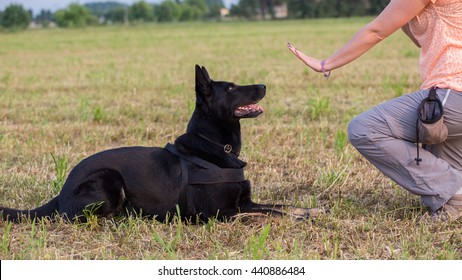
[195,133,239,156]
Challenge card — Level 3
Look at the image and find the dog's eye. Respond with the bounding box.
[228,84,235,92]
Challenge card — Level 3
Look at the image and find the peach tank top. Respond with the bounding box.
[409,0,462,91]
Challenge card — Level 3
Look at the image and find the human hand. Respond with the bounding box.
[287,42,322,72]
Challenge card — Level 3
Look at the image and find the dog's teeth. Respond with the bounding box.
[234,104,264,117]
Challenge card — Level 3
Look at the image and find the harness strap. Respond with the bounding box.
[164,143,245,185]
[165,143,221,170]
[177,156,189,212]
[189,169,245,185]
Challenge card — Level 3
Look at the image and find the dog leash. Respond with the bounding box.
[164,143,245,185]
[195,133,239,156]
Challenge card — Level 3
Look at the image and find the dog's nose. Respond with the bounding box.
[258,84,266,94]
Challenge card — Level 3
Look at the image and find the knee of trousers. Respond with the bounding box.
[347,115,371,149]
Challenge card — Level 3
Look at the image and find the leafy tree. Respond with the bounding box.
[345,0,368,17]
[35,9,53,27]
[185,0,207,13]
[316,0,339,18]
[230,0,282,19]
[205,0,225,18]
[179,4,203,21]
[287,0,371,19]
[0,4,31,29]
[155,0,181,22]
[105,7,129,24]
[129,1,154,22]
[230,0,259,19]
[54,4,97,27]
[178,0,208,21]
[287,0,317,18]
[368,0,388,15]
[84,2,127,18]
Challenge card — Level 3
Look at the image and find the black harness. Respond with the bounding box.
[163,143,246,186]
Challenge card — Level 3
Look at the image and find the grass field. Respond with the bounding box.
[1,19,461,260]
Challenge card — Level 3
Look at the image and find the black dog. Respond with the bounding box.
[0,65,319,223]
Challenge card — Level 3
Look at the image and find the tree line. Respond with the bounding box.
[0,0,389,30]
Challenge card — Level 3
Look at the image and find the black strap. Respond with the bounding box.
[415,119,422,165]
[177,156,189,210]
[165,143,221,170]
[189,169,245,184]
[164,143,245,185]
[428,87,438,101]
[195,133,238,156]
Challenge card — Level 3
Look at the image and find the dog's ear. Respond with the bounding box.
[201,66,211,81]
[195,65,211,96]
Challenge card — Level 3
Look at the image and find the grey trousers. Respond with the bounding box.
[348,88,462,211]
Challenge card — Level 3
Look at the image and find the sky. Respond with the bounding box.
[0,0,239,14]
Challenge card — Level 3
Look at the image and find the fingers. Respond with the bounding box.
[287,43,323,73]
[287,42,309,65]
[287,42,303,61]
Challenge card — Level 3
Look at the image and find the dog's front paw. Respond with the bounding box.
[288,207,329,220]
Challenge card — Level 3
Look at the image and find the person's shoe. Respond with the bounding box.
[431,194,462,221]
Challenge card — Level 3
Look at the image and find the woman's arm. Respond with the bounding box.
[288,0,430,73]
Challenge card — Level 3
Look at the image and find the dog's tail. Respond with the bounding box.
[0,196,59,223]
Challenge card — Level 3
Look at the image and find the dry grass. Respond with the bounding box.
[0,19,461,260]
